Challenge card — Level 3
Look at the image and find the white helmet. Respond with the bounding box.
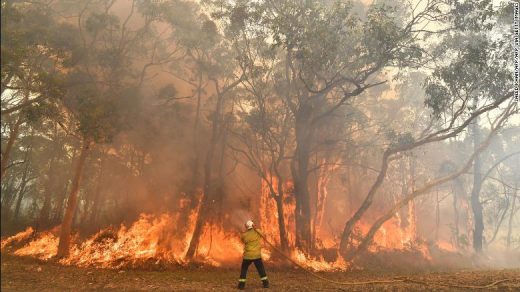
[245,220,254,229]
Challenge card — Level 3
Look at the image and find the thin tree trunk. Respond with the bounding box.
[214,114,229,221]
[265,175,289,252]
[486,195,509,247]
[186,85,224,260]
[1,176,17,217]
[89,161,105,226]
[185,76,243,259]
[56,138,91,258]
[1,115,23,180]
[435,189,440,241]
[177,72,204,241]
[14,150,31,221]
[407,154,417,241]
[350,118,498,260]
[506,188,517,250]
[339,151,390,255]
[39,123,62,228]
[470,119,484,253]
[452,184,461,247]
[38,156,57,228]
[14,185,28,221]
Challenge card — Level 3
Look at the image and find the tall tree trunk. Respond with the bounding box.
[274,193,289,251]
[435,189,440,241]
[14,150,31,221]
[265,175,289,252]
[52,181,70,224]
[14,184,28,222]
[291,111,313,253]
[177,73,204,239]
[452,184,460,247]
[52,149,79,224]
[1,115,23,180]
[186,86,224,260]
[185,141,216,259]
[56,138,91,258]
[214,114,229,222]
[89,162,105,227]
[313,158,337,245]
[470,119,484,253]
[38,156,57,228]
[506,187,517,250]
[407,154,417,242]
[1,176,17,217]
[189,71,204,202]
[38,123,61,228]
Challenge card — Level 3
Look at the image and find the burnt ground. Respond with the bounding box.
[1,254,519,291]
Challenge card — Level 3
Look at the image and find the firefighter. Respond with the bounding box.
[238,220,269,290]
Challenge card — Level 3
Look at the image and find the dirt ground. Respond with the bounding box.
[1,254,519,291]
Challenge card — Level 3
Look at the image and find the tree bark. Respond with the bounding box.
[291,111,313,253]
[56,138,91,258]
[470,119,484,253]
[274,193,290,251]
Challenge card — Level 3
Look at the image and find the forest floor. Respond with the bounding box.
[1,254,520,291]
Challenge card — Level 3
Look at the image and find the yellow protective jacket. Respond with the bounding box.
[241,229,263,260]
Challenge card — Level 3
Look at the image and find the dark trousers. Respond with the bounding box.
[239,258,268,282]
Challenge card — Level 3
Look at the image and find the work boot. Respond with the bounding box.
[262,279,269,288]
[238,281,245,290]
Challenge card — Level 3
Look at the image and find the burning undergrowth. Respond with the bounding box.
[1,213,242,269]
[0,182,455,272]
[1,212,460,272]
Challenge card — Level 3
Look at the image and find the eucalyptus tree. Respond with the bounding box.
[206,0,452,254]
[420,0,515,253]
[179,16,251,261]
[341,0,517,259]
[48,0,184,257]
